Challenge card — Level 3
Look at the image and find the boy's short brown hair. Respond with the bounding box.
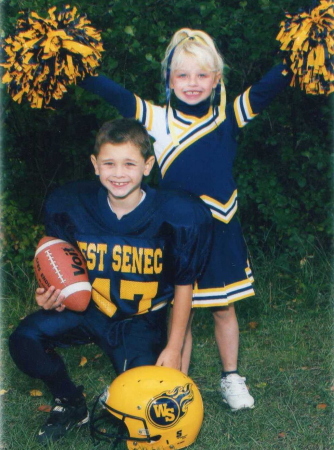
[94,118,152,160]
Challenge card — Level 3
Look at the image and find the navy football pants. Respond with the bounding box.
[9,303,168,399]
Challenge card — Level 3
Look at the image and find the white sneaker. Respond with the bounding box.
[220,374,255,412]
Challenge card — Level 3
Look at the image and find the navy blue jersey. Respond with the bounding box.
[44,182,213,317]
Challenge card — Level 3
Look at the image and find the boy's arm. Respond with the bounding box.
[155,284,193,372]
[155,194,213,371]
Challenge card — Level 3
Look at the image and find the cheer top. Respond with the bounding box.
[81,64,292,224]
[44,181,212,319]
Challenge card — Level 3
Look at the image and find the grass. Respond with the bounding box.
[1,244,333,450]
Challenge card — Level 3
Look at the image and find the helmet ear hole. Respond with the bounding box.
[90,366,204,450]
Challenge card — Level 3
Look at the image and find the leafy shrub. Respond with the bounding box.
[1,195,44,279]
[1,0,332,269]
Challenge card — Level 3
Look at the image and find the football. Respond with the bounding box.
[34,236,91,311]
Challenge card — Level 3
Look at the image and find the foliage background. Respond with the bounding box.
[1,0,333,276]
[1,2,333,448]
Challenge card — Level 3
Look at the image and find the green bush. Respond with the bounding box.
[1,195,44,278]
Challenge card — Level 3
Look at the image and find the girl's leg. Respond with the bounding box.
[213,304,254,411]
[180,309,195,375]
[212,304,239,371]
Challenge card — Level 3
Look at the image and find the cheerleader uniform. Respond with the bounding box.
[80,64,292,308]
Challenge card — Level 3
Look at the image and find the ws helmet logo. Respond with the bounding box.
[146,383,194,428]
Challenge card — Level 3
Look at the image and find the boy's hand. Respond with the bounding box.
[156,347,182,372]
[35,286,66,312]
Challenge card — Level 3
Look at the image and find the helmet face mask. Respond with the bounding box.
[91,398,162,447]
[90,366,204,450]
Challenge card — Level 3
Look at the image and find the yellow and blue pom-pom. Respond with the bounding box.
[276,0,334,95]
[1,5,104,108]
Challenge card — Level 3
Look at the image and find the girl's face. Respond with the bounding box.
[170,54,220,105]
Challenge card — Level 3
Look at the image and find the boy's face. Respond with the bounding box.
[170,54,220,105]
[91,142,154,203]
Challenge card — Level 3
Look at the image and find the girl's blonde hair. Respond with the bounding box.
[162,28,224,81]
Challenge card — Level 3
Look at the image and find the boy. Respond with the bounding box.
[9,118,212,444]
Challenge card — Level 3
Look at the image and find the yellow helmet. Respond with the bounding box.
[91,365,204,449]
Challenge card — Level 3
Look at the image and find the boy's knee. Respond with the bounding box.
[9,326,50,378]
[9,321,40,352]
[9,326,31,353]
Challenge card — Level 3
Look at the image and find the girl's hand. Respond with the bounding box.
[35,286,66,312]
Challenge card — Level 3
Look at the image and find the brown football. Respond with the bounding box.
[34,236,91,311]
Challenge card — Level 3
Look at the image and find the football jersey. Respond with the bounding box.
[44,181,212,318]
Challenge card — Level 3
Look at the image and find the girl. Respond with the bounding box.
[80,28,292,411]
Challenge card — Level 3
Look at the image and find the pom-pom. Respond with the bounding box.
[276,0,334,95]
[1,5,104,108]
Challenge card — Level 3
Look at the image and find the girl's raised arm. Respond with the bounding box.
[79,75,137,118]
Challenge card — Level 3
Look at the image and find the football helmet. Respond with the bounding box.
[90,365,204,450]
